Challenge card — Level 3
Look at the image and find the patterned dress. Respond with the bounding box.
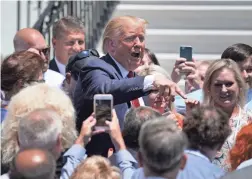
[213,106,252,171]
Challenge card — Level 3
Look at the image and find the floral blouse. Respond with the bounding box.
[213,106,252,171]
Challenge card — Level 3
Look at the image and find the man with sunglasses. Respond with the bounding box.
[13,28,65,88]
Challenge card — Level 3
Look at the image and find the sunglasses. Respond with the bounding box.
[37,46,50,56]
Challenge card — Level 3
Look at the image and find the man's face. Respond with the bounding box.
[65,72,77,99]
[31,37,50,72]
[236,57,252,88]
[185,62,209,93]
[53,32,85,65]
[111,22,145,71]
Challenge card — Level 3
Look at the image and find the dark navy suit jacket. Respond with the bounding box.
[73,54,149,156]
[49,58,60,73]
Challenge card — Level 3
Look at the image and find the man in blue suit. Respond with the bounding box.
[73,15,185,156]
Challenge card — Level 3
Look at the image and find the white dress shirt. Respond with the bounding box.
[55,57,66,76]
[44,69,65,89]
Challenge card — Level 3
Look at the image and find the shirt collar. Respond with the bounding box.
[185,150,210,162]
[138,168,168,179]
[109,54,129,78]
[55,57,66,76]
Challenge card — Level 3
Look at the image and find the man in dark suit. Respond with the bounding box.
[73,15,186,156]
[49,58,60,74]
[49,16,85,76]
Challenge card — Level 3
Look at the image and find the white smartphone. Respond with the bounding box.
[93,94,113,130]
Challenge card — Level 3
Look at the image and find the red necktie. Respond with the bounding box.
[127,71,140,108]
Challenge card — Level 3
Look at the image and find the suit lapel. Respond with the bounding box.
[49,58,60,73]
[102,54,123,79]
[101,54,132,115]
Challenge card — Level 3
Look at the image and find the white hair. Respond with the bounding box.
[139,117,188,176]
[137,64,171,80]
[18,109,63,150]
[1,83,77,165]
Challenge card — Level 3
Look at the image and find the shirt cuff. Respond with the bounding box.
[143,75,154,91]
[63,144,87,161]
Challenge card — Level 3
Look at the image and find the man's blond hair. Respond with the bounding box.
[71,156,121,179]
[102,15,148,54]
[1,83,77,165]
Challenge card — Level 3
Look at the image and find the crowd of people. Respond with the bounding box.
[1,15,252,179]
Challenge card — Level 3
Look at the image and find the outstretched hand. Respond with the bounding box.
[153,74,187,102]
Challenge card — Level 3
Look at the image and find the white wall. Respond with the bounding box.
[1,0,48,58]
[1,1,17,57]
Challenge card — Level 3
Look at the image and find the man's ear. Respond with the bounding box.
[137,151,144,167]
[180,154,187,170]
[66,72,71,84]
[108,39,117,53]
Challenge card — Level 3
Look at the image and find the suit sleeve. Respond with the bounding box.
[79,68,149,105]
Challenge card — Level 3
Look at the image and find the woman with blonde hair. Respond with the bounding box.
[202,58,252,170]
[71,155,121,179]
[1,83,77,174]
[137,64,184,128]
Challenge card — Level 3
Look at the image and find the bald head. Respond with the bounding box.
[10,148,56,179]
[14,28,47,52]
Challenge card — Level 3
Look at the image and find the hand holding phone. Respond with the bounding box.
[180,46,192,61]
[105,109,126,151]
[93,94,113,130]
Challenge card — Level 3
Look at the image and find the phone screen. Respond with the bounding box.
[94,99,112,129]
[180,46,192,61]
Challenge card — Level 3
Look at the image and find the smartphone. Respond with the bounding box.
[93,94,113,130]
[180,46,192,61]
